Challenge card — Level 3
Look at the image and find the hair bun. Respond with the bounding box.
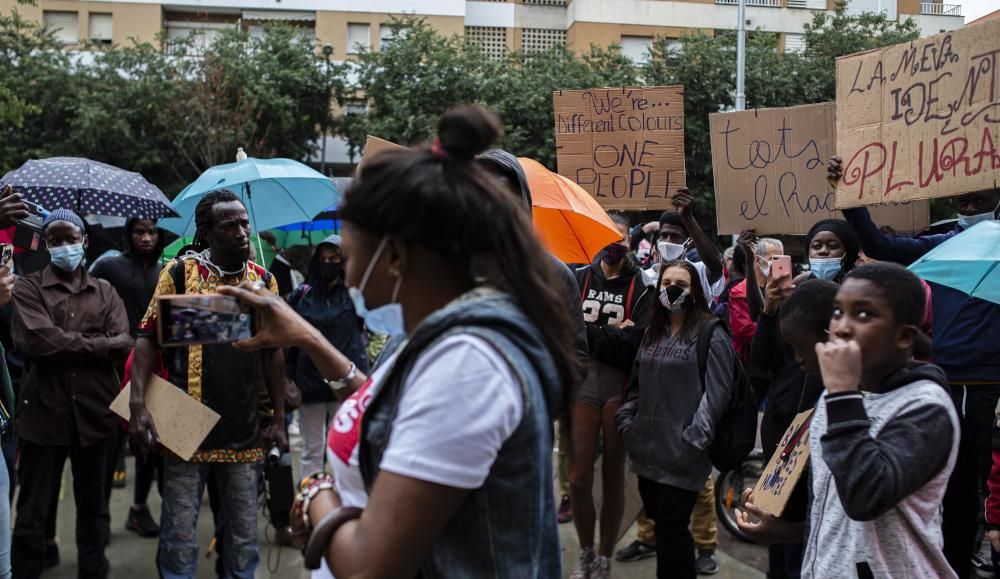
[436,105,503,160]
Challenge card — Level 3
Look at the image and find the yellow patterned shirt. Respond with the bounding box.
[138,257,277,463]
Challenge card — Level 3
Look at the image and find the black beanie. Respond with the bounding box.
[805,219,860,273]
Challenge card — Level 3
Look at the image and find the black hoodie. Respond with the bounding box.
[575,255,652,372]
[90,218,164,337]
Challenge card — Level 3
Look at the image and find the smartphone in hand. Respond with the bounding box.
[771,255,793,288]
[157,294,255,347]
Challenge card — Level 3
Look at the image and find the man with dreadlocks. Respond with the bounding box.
[128,190,286,579]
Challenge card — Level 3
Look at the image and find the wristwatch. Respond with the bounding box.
[324,363,357,391]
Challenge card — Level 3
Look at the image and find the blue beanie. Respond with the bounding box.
[43,208,86,233]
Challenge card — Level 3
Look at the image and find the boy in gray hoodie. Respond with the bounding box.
[804,263,958,578]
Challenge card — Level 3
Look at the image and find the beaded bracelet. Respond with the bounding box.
[298,471,333,494]
[300,481,336,530]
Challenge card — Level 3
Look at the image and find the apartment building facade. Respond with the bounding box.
[0,0,965,59]
[0,0,966,168]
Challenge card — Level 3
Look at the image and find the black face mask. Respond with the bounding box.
[317,261,343,282]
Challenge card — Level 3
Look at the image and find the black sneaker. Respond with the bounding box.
[557,494,573,524]
[695,550,719,575]
[126,506,160,537]
[973,552,995,578]
[615,540,656,562]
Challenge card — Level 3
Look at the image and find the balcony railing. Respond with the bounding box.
[715,0,783,7]
[920,3,962,16]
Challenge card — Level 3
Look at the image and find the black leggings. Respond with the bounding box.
[637,476,699,579]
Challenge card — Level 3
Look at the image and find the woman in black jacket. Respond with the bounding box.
[286,235,370,476]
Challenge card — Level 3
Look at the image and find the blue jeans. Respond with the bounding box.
[158,459,259,579]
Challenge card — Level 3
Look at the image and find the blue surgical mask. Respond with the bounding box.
[48,243,85,272]
[348,237,405,337]
[809,257,842,281]
[957,203,999,230]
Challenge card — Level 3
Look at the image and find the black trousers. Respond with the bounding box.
[638,476,700,579]
[942,384,1000,579]
[12,436,115,579]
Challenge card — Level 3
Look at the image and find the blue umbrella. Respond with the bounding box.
[0,157,177,219]
[159,158,341,236]
[909,220,1000,305]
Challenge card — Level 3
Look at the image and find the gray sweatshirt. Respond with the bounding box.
[803,362,958,579]
[616,322,735,492]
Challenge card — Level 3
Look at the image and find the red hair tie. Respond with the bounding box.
[430,137,447,158]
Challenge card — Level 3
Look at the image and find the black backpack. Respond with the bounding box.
[696,318,758,472]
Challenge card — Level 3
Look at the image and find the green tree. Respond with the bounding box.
[490,45,637,169]
[342,17,501,155]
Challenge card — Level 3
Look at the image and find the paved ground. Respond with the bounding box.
[36,439,768,578]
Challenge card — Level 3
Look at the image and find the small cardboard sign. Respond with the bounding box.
[554,86,686,211]
[710,103,929,235]
[356,135,406,174]
[835,19,1000,208]
[111,375,221,461]
[752,409,814,518]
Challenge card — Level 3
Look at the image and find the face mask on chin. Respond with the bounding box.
[348,238,406,337]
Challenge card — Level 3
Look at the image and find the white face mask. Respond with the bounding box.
[957,201,1000,230]
[657,239,688,263]
[348,238,405,337]
[756,257,771,279]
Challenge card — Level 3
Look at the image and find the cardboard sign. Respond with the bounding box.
[593,458,644,543]
[835,19,1000,208]
[111,375,221,461]
[711,103,930,235]
[554,86,686,211]
[752,409,813,517]
[356,135,406,174]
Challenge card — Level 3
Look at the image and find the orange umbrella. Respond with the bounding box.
[518,158,623,264]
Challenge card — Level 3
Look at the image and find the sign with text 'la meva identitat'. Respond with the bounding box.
[835,19,1000,209]
[554,86,686,211]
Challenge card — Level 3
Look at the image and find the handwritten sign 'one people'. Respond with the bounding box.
[835,19,1000,208]
[554,86,685,211]
[710,103,929,235]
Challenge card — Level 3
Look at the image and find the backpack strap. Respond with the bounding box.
[169,258,186,295]
[580,268,592,303]
[696,318,723,392]
[623,275,638,321]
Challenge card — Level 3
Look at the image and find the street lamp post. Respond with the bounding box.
[320,43,334,175]
[736,0,747,112]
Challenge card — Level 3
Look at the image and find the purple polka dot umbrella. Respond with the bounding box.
[0,157,178,220]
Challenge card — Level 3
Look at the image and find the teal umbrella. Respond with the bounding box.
[159,157,341,237]
[909,220,1000,305]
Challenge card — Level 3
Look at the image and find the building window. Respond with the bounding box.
[379,24,405,49]
[88,13,112,44]
[621,35,653,64]
[165,21,233,55]
[347,23,371,54]
[465,26,507,61]
[43,11,79,45]
[784,33,806,53]
[345,101,367,115]
[521,28,565,53]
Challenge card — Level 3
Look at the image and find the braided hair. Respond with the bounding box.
[193,189,240,251]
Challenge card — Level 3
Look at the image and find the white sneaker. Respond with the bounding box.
[569,548,596,579]
[591,555,611,579]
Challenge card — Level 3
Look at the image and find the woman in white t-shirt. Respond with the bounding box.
[220,106,578,579]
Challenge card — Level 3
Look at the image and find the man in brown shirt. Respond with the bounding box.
[10,209,131,579]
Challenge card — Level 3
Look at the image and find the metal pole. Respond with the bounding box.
[735,0,747,112]
[733,0,747,248]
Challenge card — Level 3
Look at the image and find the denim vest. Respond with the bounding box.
[359,289,562,578]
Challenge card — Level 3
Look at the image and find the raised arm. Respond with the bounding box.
[674,188,723,284]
